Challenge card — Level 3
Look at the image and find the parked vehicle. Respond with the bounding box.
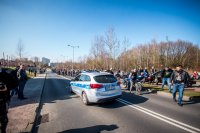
[122,75,144,94]
[191,71,200,80]
[151,71,163,85]
[153,70,196,87]
[185,77,196,87]
[129,79,143,95]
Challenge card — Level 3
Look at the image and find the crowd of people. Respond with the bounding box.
[55,64,197,107]
[0,62,28,133]
[112,65,192,107]
[1,61,199,132]
[58,65,196,107]
[54,69,80,77]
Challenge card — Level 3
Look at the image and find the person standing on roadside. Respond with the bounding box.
[17,65,28,100]
[107,68,114,75]
[137,67,143,76]
[0,62,18,133]
[10,66,20,97]
[161,66,173,92]
[143,67,149,78]
[193,71,198,79]
[34,69,37,77]
[151,66,157,74]
[129,69,138,92]
[171,65,190,106]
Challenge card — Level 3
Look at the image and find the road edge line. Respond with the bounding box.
[117,98,199,133]
[30,73,47,133]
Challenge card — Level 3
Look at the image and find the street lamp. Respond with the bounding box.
[68,44,79,76]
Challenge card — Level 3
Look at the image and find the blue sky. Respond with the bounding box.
[0,0,200,62]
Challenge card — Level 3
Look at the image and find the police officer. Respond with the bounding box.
[0,62,18,133]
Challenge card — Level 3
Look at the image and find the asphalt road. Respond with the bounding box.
[34,72,200,133]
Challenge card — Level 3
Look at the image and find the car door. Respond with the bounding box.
[71,75,81,94]
[75,74,86,96]
[82,75,91,92]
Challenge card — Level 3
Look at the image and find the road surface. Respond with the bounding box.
[33,72,200,133]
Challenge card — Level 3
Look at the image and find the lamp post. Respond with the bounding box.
[68,44,79,76]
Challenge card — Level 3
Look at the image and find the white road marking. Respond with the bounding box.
[117,98,200,133]
[57,75,72,80]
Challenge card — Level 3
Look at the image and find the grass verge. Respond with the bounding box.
[143,83,200,97]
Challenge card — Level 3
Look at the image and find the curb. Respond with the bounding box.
[27,73,47,133]
[157,91,190,101]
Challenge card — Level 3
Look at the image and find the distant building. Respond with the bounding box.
[21,58,28,62]
[42,57,50,65]
[50,62,59,67]
[33,57,39,62]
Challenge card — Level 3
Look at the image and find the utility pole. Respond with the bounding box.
[68,44,79,77]
[197,45,199,69]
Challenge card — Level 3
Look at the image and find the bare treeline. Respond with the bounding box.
[119,40,200,71]
[75,28,200,71]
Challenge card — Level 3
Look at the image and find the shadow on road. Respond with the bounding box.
[9,78,46,108]
[40,78,72,103]
[121,91,149,104]
[95,91,149,109]
[58,124,119,133]
[183,97,200,105]
[32,77,72,133]
[9,77,72,108]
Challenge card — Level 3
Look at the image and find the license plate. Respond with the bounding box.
[105,85,115,91]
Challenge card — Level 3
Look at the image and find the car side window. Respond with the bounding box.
[78,75,91,82]
[79,75,85,81]
[74,75,81,81]
[85,75,91,82]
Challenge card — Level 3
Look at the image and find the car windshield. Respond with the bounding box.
[94,75,117,83]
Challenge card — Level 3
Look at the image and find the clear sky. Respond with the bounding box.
[1,0,200,62]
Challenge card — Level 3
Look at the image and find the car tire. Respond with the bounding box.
[82,92,90,105]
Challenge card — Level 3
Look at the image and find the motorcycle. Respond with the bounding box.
[122,75,144,94]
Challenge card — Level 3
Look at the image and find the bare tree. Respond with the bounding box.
[78,28,200,71]
[16,39,24,60]
[104,27,120,69]
[90,35,107,69]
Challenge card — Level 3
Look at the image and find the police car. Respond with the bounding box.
[70,72,122,105]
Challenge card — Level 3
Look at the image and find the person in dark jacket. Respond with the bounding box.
[17,65,28,100]
[129,69,138,92]
[10,66,20,97]
[0,62,18,133]
[170,65,190,106]
[150,66,157,74]
[115,70,121,79]
[106,68,114,75]
[161,66,173,92]
[137,68,143,76]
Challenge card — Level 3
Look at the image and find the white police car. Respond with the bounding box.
[70,72,122,105]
